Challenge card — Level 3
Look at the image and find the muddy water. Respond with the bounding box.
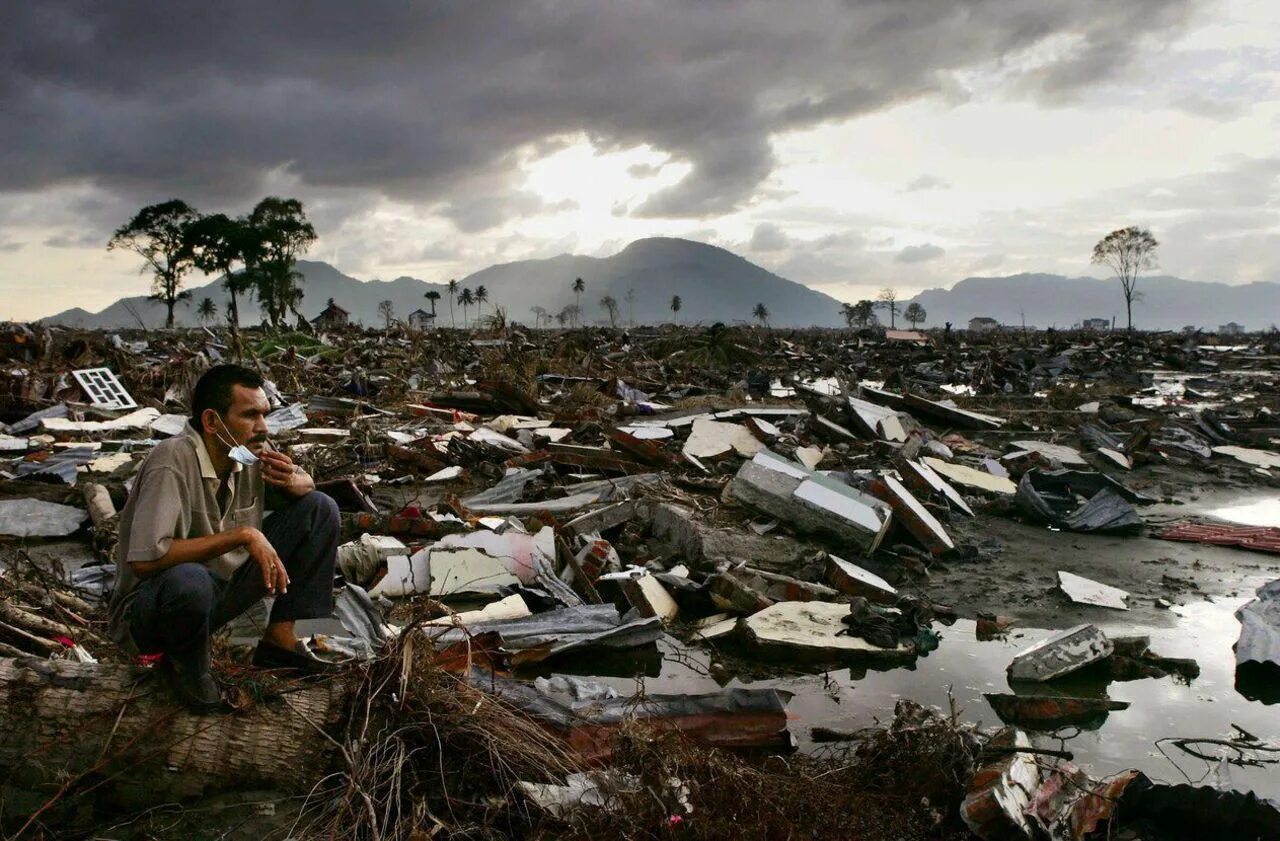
[534,582,1279,801]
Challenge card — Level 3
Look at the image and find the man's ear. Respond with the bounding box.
[200,408,221,435]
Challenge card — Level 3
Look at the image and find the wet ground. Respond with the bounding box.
[524,488,1280,801]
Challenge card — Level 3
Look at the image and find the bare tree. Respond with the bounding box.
[625,288,635,327]
[530,305,547,329]
[378,300,396,328]
[1092,226,1159,331]
[876,288,900,328]
[600,295,620,327]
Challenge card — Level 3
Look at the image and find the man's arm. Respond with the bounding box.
[132,527,289,594]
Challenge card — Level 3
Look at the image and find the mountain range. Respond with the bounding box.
[39,237,1280,331]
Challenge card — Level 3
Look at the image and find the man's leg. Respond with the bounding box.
[129,563,222,710]
[130,563,217,666]
[214,492,339,652]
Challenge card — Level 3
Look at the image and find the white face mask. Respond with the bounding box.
[213,414,260,467]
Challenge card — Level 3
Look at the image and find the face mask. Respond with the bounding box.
[213,414,260,467]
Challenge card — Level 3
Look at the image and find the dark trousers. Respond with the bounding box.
[129,492,340,668]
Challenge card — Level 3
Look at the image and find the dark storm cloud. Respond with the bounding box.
[896,243,946,263]
[0,1,1194,228]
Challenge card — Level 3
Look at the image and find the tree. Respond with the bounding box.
[378,300,396,328]
[876,288,900,328]
[561,304,581,329]
[196,297,217,326]
[458,287,475,327]
[447,279,458,328]
[185,212,256,332]
[1092,226,1158,331]
[670,295,682,321]
[840,302,856,328]
[554,307,569,328]
[475,285,489,320]
[852,300,877,329]
[108,199,201,328]
[572,277,585,325]
[246,197,316,329]
[424,290,441,318]
[625,288,636,327]
[600,295,620,327]
[752,302,769,327]
[530,306,548,329]
[904,302,927,328]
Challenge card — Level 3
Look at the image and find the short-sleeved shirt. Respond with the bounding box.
[108,423,263,645]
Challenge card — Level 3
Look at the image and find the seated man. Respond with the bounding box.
[108,364,340,712]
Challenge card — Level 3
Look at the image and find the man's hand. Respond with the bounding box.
[245,527,289,595]
[260,449,299,490]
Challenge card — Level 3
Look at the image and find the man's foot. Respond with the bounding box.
[160,656,223,714]
[251,640,336,675]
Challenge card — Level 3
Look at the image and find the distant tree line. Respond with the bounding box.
[108,197,316,330]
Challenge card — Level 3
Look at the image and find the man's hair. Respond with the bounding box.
[190,364,265,431]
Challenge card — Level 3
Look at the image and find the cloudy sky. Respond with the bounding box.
[1,0,1277,321]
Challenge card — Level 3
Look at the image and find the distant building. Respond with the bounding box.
[313,300,350,329]
[1082,318,1111,330]
[1219,322,1245,335]
[408,308,436,331]
[968,316,1000,332]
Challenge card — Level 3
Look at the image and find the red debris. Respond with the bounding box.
[1157,521,1280,555]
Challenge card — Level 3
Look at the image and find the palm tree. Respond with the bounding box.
[752,302,769,327]
[670,295,682,322]
[475,285,489,321]
[424,290,441,318]
[572,277,585,325]
[458,287,475,327]
[196,296,217,326]
[447,278,458,328]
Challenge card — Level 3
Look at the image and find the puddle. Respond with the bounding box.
[531,586,1279,800]
[1209,497,1280,528]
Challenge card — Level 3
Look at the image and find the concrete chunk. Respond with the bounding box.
[922,457,1017,495]
[742,601,916,664]
[625,574,680,621]
[730,456,892,554]
[1008,624,1113,682]
[825,554,898,604]
[868,474,954,555]
[1057,570,1129,610]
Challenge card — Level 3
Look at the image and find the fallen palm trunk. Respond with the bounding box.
[0,657,346,824]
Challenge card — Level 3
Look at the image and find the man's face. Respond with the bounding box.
[210,385,270,453]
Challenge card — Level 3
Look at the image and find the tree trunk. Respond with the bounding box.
[0,657,345,821]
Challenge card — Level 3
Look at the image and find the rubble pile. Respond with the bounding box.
[2,321,1280,838]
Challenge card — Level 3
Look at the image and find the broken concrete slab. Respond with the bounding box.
[1009,440,1089,466]
[691,612,739,641]
[741,601,915,664]
[41,407,161,435]
[793,445,824,470]
[825,554,898,604]
[0,499,89,537]
[1008,624,1113,682]
[921,456,1017,495]
[624,574,679,621]
[1212,445,1280,471]
[682,418,765,460]
[899,458,975,517]
[424,593,532,626]
[1058,570,1129,610]
[730,454,892,554]
[868,474,954,556]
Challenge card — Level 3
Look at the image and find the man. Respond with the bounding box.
[108,364,340,712]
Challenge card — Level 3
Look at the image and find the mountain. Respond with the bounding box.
[906,273,1280,332]
[40,238,847,329]
[38,241,1280,331]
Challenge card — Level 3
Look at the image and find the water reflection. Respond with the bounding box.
[535,587,1280,799]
